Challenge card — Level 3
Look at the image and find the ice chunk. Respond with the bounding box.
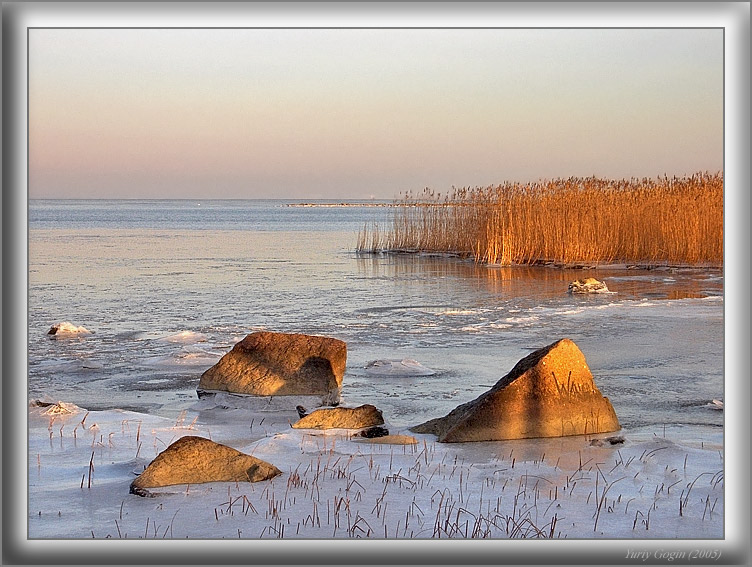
[160,330,208,344]
[47,321,92,337]
[364,358,437,376]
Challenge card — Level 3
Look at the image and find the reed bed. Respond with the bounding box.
[357,172,723,266]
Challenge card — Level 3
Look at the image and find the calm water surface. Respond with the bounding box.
[28,200,724,439]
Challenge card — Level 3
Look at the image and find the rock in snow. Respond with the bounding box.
[411,338,621,442]
[292,404,385,430]
[568,278,609,294]
[197,331,346,403]
[130,435,281,496]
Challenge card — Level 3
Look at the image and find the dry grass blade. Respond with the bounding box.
[357,172,723,267]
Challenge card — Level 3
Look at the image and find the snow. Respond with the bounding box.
[159,330,208,344]
[364,359,437,376]
[46,321,92,337]
[28,398,724,541]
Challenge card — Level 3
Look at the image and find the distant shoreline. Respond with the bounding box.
[285,202,395,207]
[286,202,458,208]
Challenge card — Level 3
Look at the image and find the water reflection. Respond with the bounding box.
[356,253,723,301]
[29,227,724,432]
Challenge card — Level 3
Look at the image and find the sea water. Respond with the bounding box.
[28,199,724,440]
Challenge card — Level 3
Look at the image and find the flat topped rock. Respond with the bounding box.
[130,435,281,496]
[292,404,384,430]
[352,434,418,445]
[198,331,346,400]
[411,338,620,442]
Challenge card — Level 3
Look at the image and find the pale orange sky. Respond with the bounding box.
[29,27,723,199]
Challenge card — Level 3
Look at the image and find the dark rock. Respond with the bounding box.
[354,425,390,438]
[590,435,626,447]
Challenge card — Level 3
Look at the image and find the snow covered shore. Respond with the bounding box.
[28,398,724,542]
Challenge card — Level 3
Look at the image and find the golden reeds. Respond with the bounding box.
[358,172,723,267]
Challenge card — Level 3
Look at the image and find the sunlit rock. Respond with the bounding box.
[411,338,620,442]
[129,435,281,496]
[568,278,609,293]
[292,404,384,430]
[197,331,346,404]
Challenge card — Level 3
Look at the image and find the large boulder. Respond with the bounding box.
[130,436,281,496]
[197,331,347,401]
[411,338,620,442]
[292,404,384,430]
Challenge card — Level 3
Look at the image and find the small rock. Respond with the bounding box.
[568,278,609,294]
[590,435,625,447]
[292,404,384,430]
[353,425,390,438]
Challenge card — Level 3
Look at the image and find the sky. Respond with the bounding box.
[28,27,724,200]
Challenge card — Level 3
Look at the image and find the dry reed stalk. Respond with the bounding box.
[358,172,722,267]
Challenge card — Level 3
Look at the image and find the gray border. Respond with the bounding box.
[4,1,750,565]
